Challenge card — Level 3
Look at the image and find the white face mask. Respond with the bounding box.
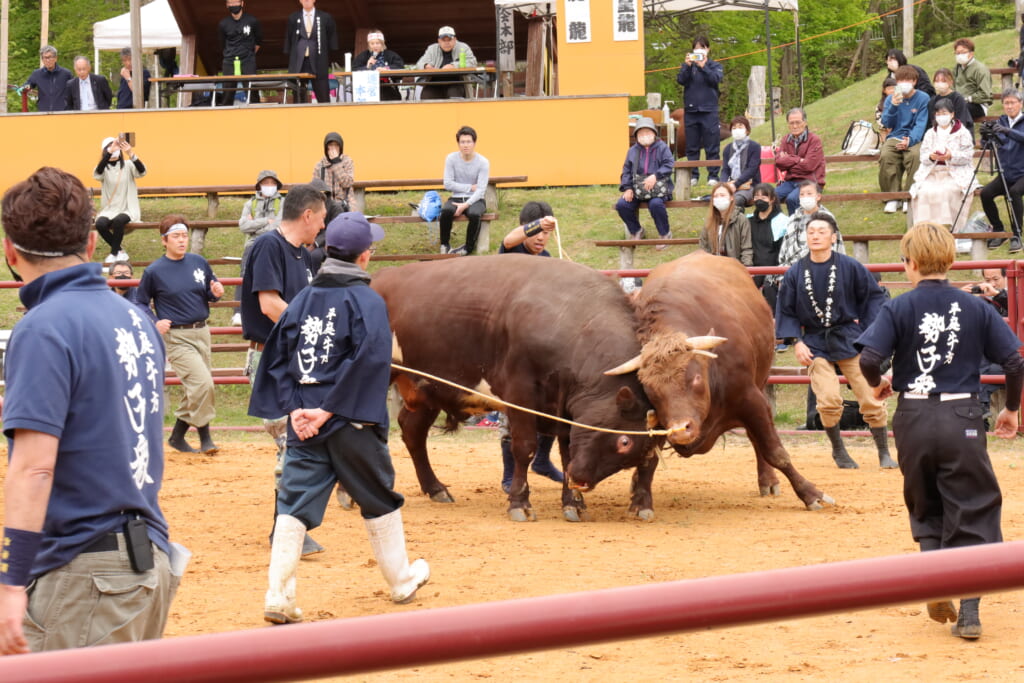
[935,114,953,128]
[260,184,278,198]
[955,52,970,65]
[799,196,817,212]
[731,128,747,141]
[637,131,656,147]
[886,60,899,72]
[109,149,120,160]
[934,81,951,95]
[712,196,732,212]
[896,82,913,95]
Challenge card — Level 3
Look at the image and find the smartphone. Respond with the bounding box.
[120,132,136,146]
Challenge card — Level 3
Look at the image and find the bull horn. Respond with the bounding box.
[604,353,643,376]
[686,335,728,351]
[693,350,718,359]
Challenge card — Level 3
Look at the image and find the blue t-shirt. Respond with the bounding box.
[856,279,1023,394]
[3,264,169,579]
[136,253,220,324]
[240,230,313,344]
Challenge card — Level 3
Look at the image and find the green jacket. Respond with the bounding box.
[954,58,992,108]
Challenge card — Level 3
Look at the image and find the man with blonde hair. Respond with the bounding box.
[857,222,1023,640]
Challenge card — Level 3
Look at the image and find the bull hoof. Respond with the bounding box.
[335,487,354,510]
[806,494,836,511]
[429,490,455,503]
[626,506,655,522]
[508,507,537,523]
[759,483,782,497]
[563,506,581,523]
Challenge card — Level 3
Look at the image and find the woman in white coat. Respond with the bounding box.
[909,98,978,232]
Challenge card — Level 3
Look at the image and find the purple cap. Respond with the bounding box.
[326,212,385,255]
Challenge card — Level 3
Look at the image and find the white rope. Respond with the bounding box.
[391,362,673,437]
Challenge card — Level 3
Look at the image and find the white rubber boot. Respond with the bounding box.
[265,514,306,624]
[365,508,430,604]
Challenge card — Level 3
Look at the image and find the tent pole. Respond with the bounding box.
[764,1,775,141]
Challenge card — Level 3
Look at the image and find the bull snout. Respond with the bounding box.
[567,475,591,492]
[666,420,698,446]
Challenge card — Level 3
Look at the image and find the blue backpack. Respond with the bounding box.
[415,190,442,222]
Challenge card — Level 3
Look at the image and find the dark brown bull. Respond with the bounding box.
[372,255,658,522]
[601,251,833,514]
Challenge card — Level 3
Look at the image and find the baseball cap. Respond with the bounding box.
[326,212,385,256]
[438,26,456,38]
[101,136,117,151]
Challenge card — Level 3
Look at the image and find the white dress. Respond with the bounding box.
[909,122,977,232]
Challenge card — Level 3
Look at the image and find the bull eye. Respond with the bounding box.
[618,435,632,449]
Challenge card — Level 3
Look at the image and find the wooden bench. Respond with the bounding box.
[350,175,527,214]
[368,212,500,254]
[990,67,1017,99]
[89,185,256,218]
[845,231,1011,262]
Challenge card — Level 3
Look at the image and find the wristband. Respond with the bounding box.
[523,219,544,237]
[1,527,43,587]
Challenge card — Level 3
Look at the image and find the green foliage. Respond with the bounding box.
[7,0,129,113]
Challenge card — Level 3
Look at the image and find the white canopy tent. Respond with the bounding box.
[92,0,182,67]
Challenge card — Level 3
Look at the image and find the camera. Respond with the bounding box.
[971,285,984,294]
[979,120,999,141]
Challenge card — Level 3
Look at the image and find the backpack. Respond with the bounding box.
[841,120,879,155]
[414,190,442,222]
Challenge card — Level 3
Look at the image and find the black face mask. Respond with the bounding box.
[228,5,243,15]
[753,199,771,213]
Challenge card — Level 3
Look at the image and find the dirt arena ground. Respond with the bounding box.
[3,429,1023,681]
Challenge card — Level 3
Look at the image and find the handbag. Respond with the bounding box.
[632,173,671,201]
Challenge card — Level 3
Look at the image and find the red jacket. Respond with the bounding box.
[775,131,826,187]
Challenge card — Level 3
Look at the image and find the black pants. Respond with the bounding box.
[439,198,486,252]
[980,174,1024,237]
[218,55,257,105]
[302,57,330,104]
[95,214,131,254]
[893,395,1002,548]
[684,111,722,181]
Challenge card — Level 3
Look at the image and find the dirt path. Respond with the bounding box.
[4,430,1024,681]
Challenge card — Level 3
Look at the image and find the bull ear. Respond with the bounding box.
[687,335,728,351]
[616,386,637,412]
[604,353,642,376]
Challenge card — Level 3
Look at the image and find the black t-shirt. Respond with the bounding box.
[240,230,313,343]
[219,13,263,59]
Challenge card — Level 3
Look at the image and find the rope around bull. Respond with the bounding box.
[391,362,675,438]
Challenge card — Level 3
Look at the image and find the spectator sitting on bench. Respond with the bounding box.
[615,117,674,246]
[747,182,788,316]
[980,88,1024,254]
[234,169,284,325]
[94,135,145,267]
[885,48,935,97]
[773,108,825,214]
[439,125,490,256]
[930,67,973,138]
[776,180,844,273]
[879,65,930,214]
[311,131,354,210]
[961,267,1010,426]
[953,38,992,122]
[876,78,897,141]
[720,115,761,209]
[909,98,978,233]
[699,182,752,265]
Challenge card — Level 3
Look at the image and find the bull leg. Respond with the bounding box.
[397,405,454,503]
[740,389,834,510]
[557,433,590,523]
[627,455,659,522]
[754,450,782,497]
[506,432,537,522]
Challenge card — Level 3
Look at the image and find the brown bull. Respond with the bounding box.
[603,251,833,513]
[372,255,658,522]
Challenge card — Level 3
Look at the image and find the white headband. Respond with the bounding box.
[10,241,70,257]
[164,223,188,235]
[368,32,384,42]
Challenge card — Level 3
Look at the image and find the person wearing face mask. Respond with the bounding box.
[353,29,405,101]
[928,68,973,138]
[616,117,675,246]
[953,38,991,122]
[676,36,723,187]
[884,49,935,98]
[108,260,155,321]
[94,135,145,267]
[233,170,286,325]
[719,116,761,209]
[979,88,1024,253]
[909,99,978,233]
[699,183,752,266]
[775,180,844,276]
[747,183,789,314]
[879,65,931,214]
[311,131,354,210]
[218,0,262,105]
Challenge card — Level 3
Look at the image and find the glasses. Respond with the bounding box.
[899,255,909,263]
[368,246,377,255]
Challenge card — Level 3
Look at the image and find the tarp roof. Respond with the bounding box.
[93,0,182,51]
[644,0,798,13]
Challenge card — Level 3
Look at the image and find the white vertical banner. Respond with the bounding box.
[564,0,591,44]
[613,0,639,41]
[352,70,380,102]
[497,6,516,71]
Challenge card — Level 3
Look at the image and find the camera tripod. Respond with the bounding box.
[952,131,1021,245]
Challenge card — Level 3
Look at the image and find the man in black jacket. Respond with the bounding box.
[283,0,338,104]
[66,56,112,111]
[21,46,72,112]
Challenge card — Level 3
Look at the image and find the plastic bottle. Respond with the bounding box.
[459,49,467,68]
[233,56,241,76]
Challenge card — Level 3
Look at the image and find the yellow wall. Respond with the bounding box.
[0,96,628,191]
[557,0,645,97]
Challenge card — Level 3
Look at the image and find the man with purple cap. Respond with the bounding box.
[250,212,429,624]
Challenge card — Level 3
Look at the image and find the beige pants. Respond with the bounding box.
[166,326,215,427]
[809,355,888,428]
[24,536,179,652]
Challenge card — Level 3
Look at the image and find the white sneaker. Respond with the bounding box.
[104,253,117,264]
[230,312,242,326]
[707,179,719,188]
[116,250,129,261]
[883,200,899,214]
[901,201,908,213]
[690,177,699,187]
